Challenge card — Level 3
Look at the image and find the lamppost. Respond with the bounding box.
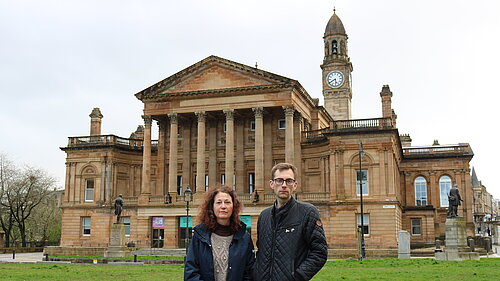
[184,185,193,256]
[359,142,366,260]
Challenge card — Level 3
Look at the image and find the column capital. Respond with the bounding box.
[142,115,152,126]
[223,109,234,120]
[283,105,295,117]
[168,113,178,124]
[252,107,264,118]
[195,111,206,122]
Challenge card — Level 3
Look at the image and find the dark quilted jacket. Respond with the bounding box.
[254,197,328,280]
[184,223,255,281]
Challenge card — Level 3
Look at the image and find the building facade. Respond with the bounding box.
[59,11,478,257]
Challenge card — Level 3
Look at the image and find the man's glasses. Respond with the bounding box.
[273,178,296,186]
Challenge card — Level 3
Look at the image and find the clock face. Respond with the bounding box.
[326,71,344,88]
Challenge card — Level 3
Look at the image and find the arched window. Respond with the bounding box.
[439,176,452,207]
[332,40,338,54]
[414,176,427,206]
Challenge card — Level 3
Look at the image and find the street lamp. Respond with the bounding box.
[358,142,366,260]
[184,185,193,256]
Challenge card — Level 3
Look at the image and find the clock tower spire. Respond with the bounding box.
[321,10,353,120]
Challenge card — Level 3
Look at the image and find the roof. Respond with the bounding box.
[135,55,296,101]
[471,167,481,187]
[324,12,346,36]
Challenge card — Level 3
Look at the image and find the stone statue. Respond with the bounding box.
[114,194,124,223]
[447,184,463,218]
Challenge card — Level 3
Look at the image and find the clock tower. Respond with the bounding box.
[321,10,353,120]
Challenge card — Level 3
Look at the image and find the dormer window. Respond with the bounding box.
[332,40,338,54]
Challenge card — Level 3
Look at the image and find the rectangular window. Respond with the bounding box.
[179,216,193,248]
[221,174,225,185]
[224,122,227,133]
[240,215,252,235]
[411,219,422,235]
[82,217,91,236]
[84,179,94,202]
[356,170,369,196]
[121,217,131,236]
[193,175,208,192]
[152,228,164,248]
[177,175,182,195]
[278,119,286,130]
[357,214,369,235]
[248,173,255,194]
[250,121,256,131]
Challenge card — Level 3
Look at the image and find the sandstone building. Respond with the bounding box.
[59,11,476,257]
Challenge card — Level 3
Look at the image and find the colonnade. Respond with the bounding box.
[139,106,299,196]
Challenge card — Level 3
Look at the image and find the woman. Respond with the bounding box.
[184,185,254,281]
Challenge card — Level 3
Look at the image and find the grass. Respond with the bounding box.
[312,258,500,280]
[0,258,499,280]
[52,255,183,260]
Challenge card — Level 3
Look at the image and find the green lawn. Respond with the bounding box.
[52,255,183,260]
[0,258,499,280]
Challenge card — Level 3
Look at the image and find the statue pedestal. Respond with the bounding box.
[104,223,131,258]
[435,217,479,261]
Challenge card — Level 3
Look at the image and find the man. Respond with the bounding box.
[447,184,463,218]
[114,194,124,223]
[254,163,328,280]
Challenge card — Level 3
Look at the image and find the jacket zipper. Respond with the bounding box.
[270,212,278,279]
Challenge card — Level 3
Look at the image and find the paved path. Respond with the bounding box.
[0,252,43,263]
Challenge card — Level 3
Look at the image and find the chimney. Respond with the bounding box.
[89,108,103,136]
[400,134,412,147]
[380,85,393,118]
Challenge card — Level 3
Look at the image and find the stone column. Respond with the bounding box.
[253,107,265,192]
[168,113,178,194]
[141,115,152,195]
[283,105,295,164]
[208,121,217,187]
[224,109,235,188]
[429,170,436,207]
[293,112,302,189]
[64,162,71,202]
[195,111,206,192]
[157,120,166,195]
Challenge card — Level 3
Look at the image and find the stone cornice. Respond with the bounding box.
[138,83,293,102]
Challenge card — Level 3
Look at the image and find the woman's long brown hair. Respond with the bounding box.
[197,184,242,233]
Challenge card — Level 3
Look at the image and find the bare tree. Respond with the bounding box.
[0,154,56,247]
[27,190,62,242]
[0,154,16,246]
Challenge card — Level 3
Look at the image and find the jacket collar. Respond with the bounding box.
[272,196,296,219]
[194,222,248,243]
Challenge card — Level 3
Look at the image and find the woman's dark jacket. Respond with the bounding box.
[254,197,328,280]
[184,222,255,281]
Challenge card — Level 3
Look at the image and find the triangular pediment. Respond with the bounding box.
[136,55,294,100]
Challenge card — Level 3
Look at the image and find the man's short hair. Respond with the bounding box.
[270,163,297,179]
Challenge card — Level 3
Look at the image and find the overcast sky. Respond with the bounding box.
[1,0,499,198]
